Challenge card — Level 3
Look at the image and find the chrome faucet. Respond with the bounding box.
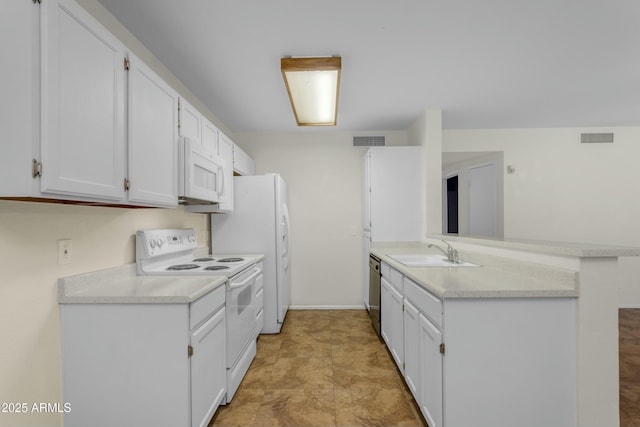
[428,239,459,263]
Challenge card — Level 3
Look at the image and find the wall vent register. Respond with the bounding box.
[580,132,614,144]
[353,136,386,147]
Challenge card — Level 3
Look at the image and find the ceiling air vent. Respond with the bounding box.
[580,132,614,144]
[353,136,386,147]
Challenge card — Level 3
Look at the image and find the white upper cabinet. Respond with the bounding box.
[178,97,202,144]
[233,144,255,176]
[216,132,234,213]
[40,0,126,201]
[2,0,181,207]
[127,54,178,207]
[202,118,219,154]
[0,0,39,197]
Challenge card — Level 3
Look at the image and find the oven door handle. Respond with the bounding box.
[227,268,260,290]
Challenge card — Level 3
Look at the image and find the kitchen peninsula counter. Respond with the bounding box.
[370,242,578,299]
[372,237,640,427]
[58,263,227,304]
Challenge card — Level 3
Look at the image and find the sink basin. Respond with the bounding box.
[388,254,479,267]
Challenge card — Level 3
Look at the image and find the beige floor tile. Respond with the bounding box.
[335,387,423,427]
[269,357,334,389]
[256,388,337,427]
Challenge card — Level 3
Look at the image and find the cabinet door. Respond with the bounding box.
[216,132,234,212]
[41,0,126,200]
[178,97,202,144]
[389,284,404,370]
[127,54,178,207]
[380,276,392,347]
[420,313,443,427]
[404,298,420,400]
[233,144,255,176]
[202,118,219,154]
[191,307,226,427]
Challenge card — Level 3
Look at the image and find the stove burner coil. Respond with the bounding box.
[217,257,244,263]
[193,258,215,262]
[204,266,230,271]
[166,264,200,271]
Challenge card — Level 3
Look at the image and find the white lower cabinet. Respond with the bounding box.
[381,265,405,372]
[403,298,420,399]
[419,312,443,427]
[380,261,577,427]
[60,286,227,427]
[380,276,392,347]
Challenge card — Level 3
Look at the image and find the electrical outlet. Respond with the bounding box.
[58,239,72,265]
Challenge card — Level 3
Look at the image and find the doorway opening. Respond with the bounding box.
[444,174,459,234]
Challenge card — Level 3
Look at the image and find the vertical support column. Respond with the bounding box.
[577,257,620,427]
[424,110,442,237]
[407,109,442,240]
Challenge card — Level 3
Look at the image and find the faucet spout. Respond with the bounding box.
[427,239,459,263]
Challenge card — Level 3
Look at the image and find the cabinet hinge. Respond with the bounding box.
[123,178,130,191]
[439,343,445,354]
[124,57,130,71]
[32,159,42,178]
[32,0,42,4]
[177,99,181,130]
[402,304,405,312]
[188,345,193,358]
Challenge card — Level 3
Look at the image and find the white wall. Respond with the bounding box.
[443,127,640,306]
[0,201,208,427]
[232,131,408,308]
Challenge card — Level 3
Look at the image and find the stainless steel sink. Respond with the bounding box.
[388,254,479,267]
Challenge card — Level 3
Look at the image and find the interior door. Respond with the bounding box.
[468,162,497,237]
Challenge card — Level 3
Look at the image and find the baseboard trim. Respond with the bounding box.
[289,305,366,310]
[619,304,640,309]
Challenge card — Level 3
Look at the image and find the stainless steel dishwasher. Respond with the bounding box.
[368,254,381,337]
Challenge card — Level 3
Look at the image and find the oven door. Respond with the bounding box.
[179,137,222,204]
[226,266,259,367]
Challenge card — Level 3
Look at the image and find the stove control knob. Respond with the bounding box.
[150,240,156,249]
[157,239,164,248]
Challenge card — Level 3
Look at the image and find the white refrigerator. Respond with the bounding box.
[211,173,290,334]
[363,147,423,308]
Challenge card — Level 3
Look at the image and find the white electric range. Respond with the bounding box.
[136,228,264,403]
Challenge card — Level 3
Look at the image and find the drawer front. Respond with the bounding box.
[190,285,225,330]
[381,262,390,278]
[404,277,442,328]
[389,267,404,293]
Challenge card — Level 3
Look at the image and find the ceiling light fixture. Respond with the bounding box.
[281,56,341,126]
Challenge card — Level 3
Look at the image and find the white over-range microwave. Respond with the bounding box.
[178,137,223,205]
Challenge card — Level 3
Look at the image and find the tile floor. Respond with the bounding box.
[210,309,426,427]
[620,309,640,427]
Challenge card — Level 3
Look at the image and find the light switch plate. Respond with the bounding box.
[58,239,72,265]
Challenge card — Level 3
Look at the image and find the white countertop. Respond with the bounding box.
[428,234,640,257]
[371,243,579,299]
[58,264,227,304]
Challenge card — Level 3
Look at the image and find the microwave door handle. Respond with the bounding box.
[217,164,223,195]
[220,163,225,195]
